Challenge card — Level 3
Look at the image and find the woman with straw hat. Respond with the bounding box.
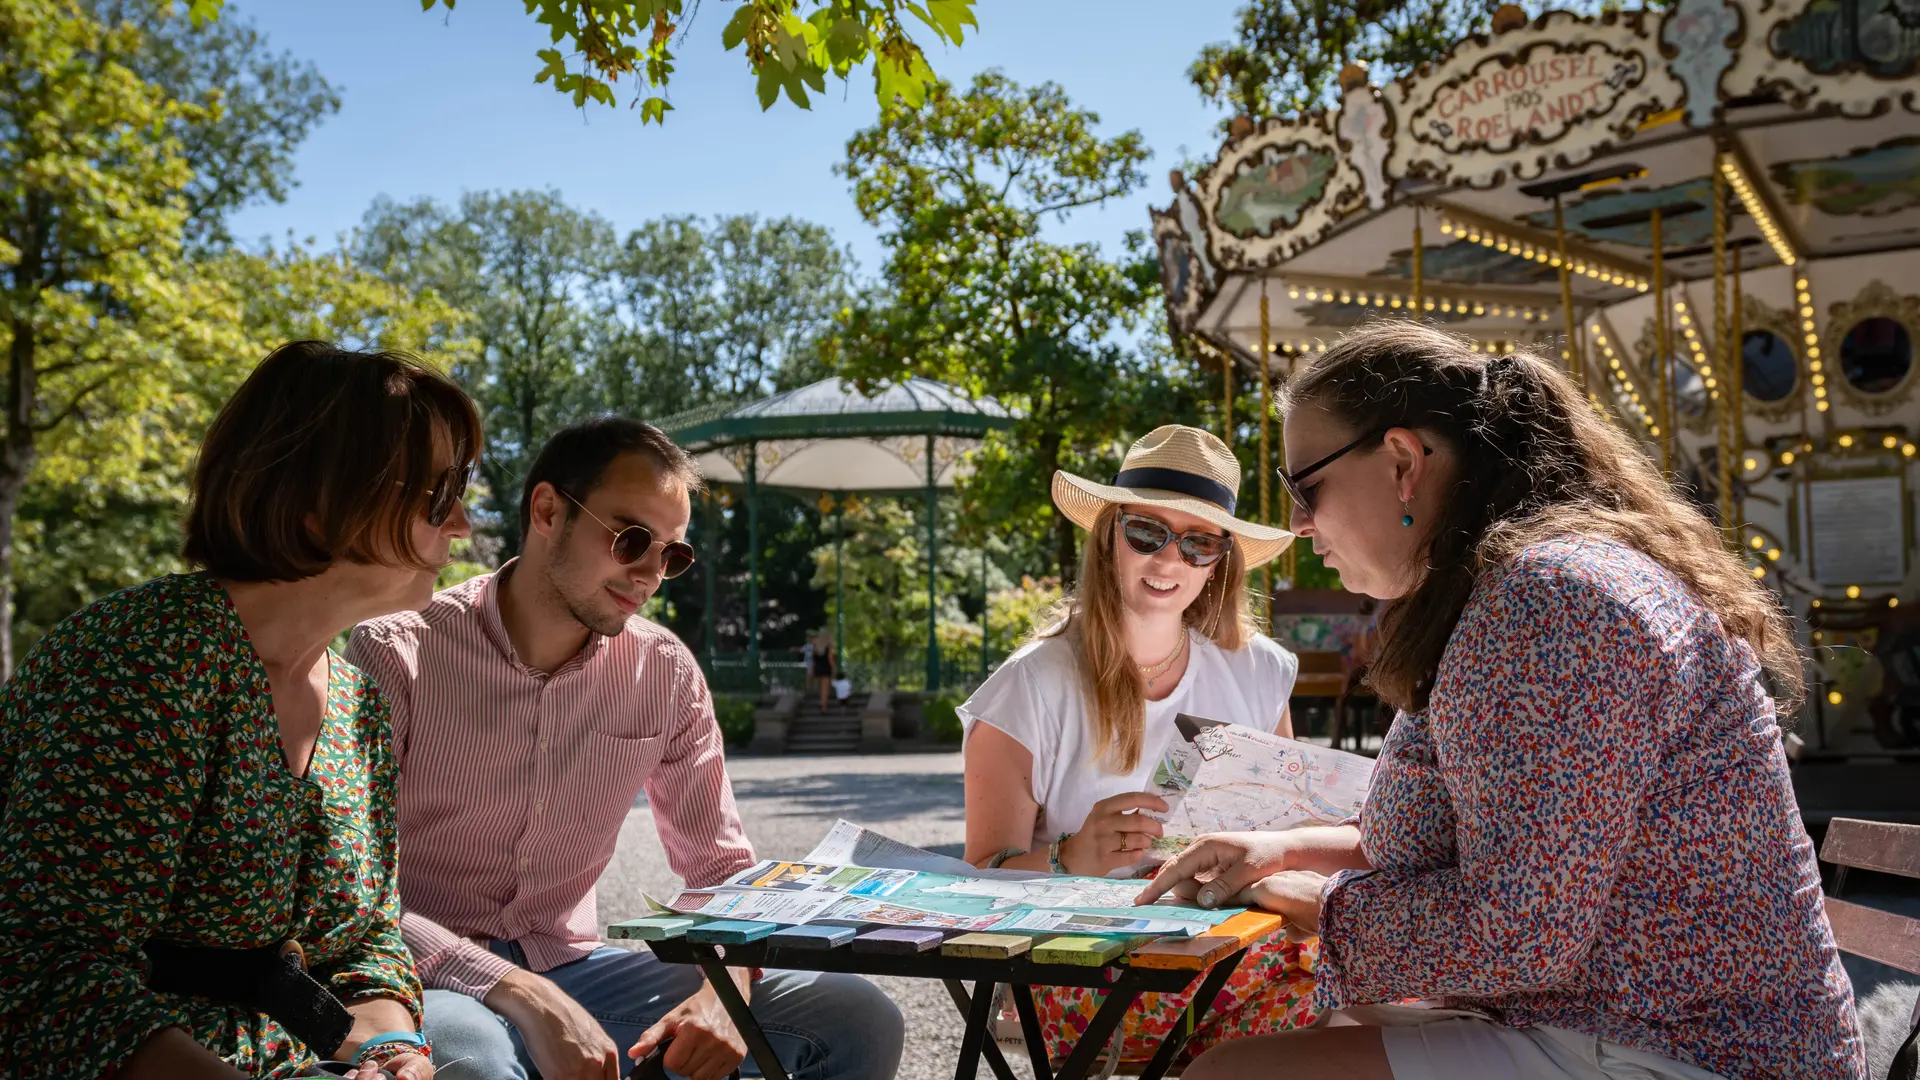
[959,424,1323,1067]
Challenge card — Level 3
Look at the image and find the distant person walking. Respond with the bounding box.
[808,629,837,711]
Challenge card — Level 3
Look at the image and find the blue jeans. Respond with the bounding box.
[422,941,903,1080]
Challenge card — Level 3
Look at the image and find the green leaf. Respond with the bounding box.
[534,47,567,85]
[185,0,225,27]
[755,66,782,110]
[924,0,978,44]
[720,4,755,51]
[639,96,673,124]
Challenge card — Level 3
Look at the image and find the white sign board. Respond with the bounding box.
[1808,476,1907,585]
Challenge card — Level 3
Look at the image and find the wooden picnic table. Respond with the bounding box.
[609,909,1291,1080]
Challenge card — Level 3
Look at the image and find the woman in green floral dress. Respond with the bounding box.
[0,342,482,1080]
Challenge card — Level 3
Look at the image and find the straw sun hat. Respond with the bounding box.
[1052,424,1296,570]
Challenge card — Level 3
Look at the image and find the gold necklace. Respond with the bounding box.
[1138,632,1189,688]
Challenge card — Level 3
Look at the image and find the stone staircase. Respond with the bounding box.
[784,693,870,754]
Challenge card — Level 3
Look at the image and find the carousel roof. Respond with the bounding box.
[1152,0,1920,364]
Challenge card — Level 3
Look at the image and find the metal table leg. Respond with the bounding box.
[1134,948,1248,1080]
[941,980,1020,1080]
[696,957,792,1080]
[1010,984,1054,1080]
[1050,971,1148,1080]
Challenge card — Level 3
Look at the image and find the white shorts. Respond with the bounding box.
[1333,1005,1727,1080]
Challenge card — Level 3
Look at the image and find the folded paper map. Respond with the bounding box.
[650,821,1241,937]
[1148,716,1374,851]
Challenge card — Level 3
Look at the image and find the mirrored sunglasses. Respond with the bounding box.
[1118,512,1233,568]
[558,489,697,579]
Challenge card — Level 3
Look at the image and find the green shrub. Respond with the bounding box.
[714,695,757,749]
[922,688,966,744]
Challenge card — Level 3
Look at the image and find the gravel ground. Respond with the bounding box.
[593,750,1026,1080]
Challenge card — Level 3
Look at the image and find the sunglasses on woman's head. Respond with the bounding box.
[1277,428,1430,517]
[557,489,697,579]
[1117,512,1233,568]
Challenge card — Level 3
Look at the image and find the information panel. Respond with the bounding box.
[1808,476,1907,585]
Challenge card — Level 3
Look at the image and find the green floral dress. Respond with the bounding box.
[0,574,421,1080]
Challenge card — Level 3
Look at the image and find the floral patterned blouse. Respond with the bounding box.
[1315,537,1864,1080]
[0,574,421,1080]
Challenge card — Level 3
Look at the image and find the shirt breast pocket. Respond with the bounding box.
[579,729,665,824]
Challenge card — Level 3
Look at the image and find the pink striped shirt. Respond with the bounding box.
[344,565,753,998]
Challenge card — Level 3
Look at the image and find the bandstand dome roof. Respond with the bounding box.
[660,377,1015,494]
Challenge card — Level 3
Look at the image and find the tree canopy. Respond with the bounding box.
[832,72,1207,582]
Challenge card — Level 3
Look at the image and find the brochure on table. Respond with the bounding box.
[1148,715,1374,853]
[654,821,1239,937]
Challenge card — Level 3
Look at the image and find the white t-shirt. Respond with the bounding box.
[958,628,1299,851]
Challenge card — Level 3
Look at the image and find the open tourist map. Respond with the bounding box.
[653,820,1240,937]
[1148,716,1374,852]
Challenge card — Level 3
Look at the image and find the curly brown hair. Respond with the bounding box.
[1280,321,1803,715]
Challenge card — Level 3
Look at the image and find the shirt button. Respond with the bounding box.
[533,800,545,816]
[519,854,531,868]
[538,740,549,753]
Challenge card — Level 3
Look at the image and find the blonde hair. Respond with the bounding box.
[1033,504,1256,773]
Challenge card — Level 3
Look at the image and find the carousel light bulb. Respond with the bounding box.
[1751,566,1766,579]
[1425,300,1436,311]
[1679,314,1692,326]
[1806,332,1819,345]
[1391,297,1403,308]
[1828,689,1843,705]
[1288,287,1301,299]
[1847,585,1862,599]
[1745,456,1761,471]
[1650,425,1662,436]
[1809,346,1821,359]
[1905,444,1917,457]
[1818,400,1830,411]
[1340,292,1352,304]
[1885,435,1899,449]
[1441,300,1453,312]
[1840,434,1854,447]
[1781,451,1796,465]
[1768,548,1781,561]
[1496,241,1509,252]
[1894,597,1902,608]
[1750,535,1765,549]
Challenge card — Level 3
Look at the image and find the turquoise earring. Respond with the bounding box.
[1401,498,1414,527]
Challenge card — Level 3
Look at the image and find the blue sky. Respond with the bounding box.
[225,0,1242,275]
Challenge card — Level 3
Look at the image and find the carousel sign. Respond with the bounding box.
[1411,41,1648,155]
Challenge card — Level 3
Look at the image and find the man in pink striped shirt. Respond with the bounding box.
[347,418,902,1080]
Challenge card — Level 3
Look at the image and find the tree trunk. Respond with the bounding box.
[1035,426,1076,586]
[2,320,40,678]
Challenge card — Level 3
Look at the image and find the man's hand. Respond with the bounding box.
[628,979,749,1080]
[484,967,620,1080]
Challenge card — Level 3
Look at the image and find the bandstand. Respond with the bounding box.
[1151,0,1920,815]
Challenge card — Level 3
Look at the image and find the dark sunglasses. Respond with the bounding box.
[1117,512,1233,568]
[425,464,472,528]
[1277,428,1430,516]
[558,489,696,579]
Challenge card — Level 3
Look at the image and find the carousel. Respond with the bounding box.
[1152,0,1920,817]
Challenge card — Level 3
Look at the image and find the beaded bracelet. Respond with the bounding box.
[1048,832,1072,874]
[356,1039,432,1069]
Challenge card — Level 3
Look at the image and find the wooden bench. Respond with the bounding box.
[611,910,1290,1080]
[1821,817,1920,1080]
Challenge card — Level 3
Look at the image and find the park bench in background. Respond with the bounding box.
[1822,817,1920,1080]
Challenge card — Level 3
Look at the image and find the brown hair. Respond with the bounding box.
[183,340,483,582]
[1281,321,1802,714]
[1035,504,1255,773]
[518,416,702,538]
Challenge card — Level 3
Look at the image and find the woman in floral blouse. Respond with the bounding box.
[0,341,481,1080]
[1144,323,1864,1080]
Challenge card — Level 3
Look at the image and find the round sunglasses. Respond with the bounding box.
[1117,511,1233,568]
[558,488,697,579]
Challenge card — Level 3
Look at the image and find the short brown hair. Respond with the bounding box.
[518,417,702,538]
[183,340,484,582]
